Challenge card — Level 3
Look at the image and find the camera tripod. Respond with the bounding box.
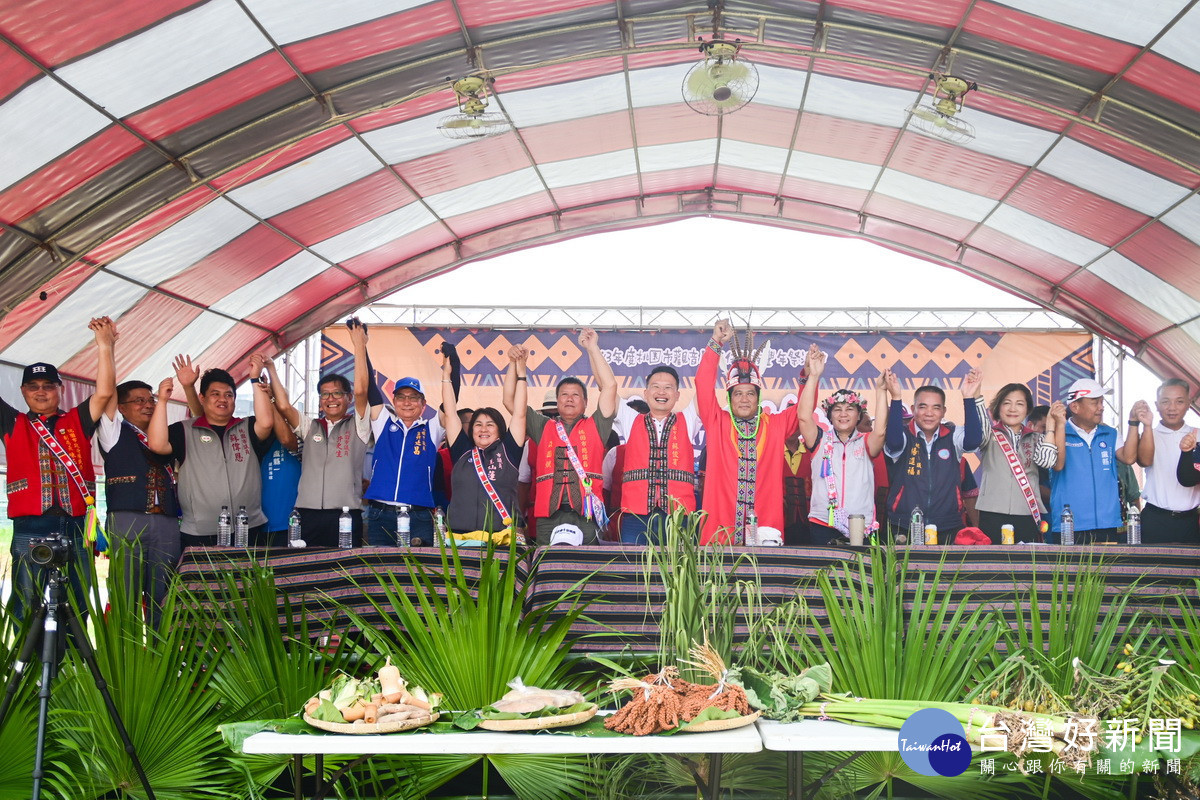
[0,564,156,800]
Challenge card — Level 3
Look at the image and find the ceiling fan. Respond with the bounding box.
[438,76,512,140]
[906,74,978,144]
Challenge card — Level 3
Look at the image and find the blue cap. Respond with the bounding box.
[393,377,424,396]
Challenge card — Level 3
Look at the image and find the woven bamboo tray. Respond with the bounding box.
[303,711,439,734]
[678,710,761,733]
[476,703,597,731]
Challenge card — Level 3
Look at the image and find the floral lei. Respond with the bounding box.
[821,389,867,416]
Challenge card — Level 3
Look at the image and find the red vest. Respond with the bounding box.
[621,412,696,515]
[533,416,606,517]
[6,409,96,517]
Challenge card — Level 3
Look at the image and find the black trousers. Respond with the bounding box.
[1140,504,1199,545]
[298,507,365,548]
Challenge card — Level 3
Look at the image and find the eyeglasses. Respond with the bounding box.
[22,382,59,392]
[319,391,347,400]
[120,396,156,405]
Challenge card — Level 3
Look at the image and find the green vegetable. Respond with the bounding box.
[733,663,832,722]
[677,706,743,731]
[310,699,347,724]
[452,712,482,731]
[327,673,358,709]
[479,701,595,721]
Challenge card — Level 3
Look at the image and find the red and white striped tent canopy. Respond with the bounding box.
[2,1,1199,395]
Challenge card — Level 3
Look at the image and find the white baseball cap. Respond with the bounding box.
[1064,378,1111,403]
[549,524,584,546]
[756,526,783,546]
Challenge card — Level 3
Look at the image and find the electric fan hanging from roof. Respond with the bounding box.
[682,36,760,116]
[906,74,978,144]
[438,76,512,140]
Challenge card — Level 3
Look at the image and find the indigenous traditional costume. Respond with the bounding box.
[696,331,798,544]
[621,410,696,515]
[808,389,876,535]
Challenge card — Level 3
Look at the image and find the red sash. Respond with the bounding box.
[553,419,608,528]
[993,424,1042,526]
[29,415,101,544]
[127,420,174,484]
[471,446,512,526]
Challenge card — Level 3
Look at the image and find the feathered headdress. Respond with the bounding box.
[719,327,772,391]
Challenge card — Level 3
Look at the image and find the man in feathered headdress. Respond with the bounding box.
[695,319,800,544]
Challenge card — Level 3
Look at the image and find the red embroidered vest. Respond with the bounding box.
[6,409,95,517]
[621,412,696,514]
[533,416,606,517]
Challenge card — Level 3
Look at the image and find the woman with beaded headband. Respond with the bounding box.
[695,319,800,545]
[795,343,891,544]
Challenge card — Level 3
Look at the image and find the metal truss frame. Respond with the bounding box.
[354,305,1081,332]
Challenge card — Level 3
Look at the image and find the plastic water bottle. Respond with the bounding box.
[396,504,411,547]
[337,506,353,549]
[909,506,925,546]
[434,507,448,548]
[287,509,304,548]
[217,505,232,547]
[1125,504,1141,545]
[234,505,249,548]
[745,511,759,546]
[1060,504,1075,546]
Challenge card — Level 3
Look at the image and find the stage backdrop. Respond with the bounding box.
[321,326,1093,454]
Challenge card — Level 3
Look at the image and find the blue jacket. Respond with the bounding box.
[1049,422,1121,532]
[261,440,301,530]
[885,398,985,531]
[364,415,439,508]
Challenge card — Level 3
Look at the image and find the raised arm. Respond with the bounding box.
[1128,400,1154,466]
[509,345,528,446]
[443,337,462,405]
[960,367,986,453]
[441,347,461,445]
[501,338,522,415]
[257,357,298,451]
[867,370,890,457]
[90,316,118,423]
[796,344,823,447]
[884,370,905,456]
[248,353,275,440]
[435,340,460,429]
[696,319,732,426]
[1033,410,1059,469]
[262,355,299,430]
[147,377,174,455]
[579,327,617,418]
[88,316,117,424]
[173,354,203,417]
[1176,430,1199,487]
[347,320,370,419]
[1050,402,1068,470]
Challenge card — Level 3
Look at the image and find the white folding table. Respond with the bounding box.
[243,723,763,800]
[756,719,898,799]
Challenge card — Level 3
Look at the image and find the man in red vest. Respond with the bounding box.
[503,328,617,545]
[2,317,117,620]
[697,319,799,545]
[613,366,702,544]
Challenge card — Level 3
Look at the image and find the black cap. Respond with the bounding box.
[22,363,61,385]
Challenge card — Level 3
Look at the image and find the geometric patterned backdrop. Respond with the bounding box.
[322,326,1093,417]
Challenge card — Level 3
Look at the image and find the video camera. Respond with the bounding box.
[28,533,71,568]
